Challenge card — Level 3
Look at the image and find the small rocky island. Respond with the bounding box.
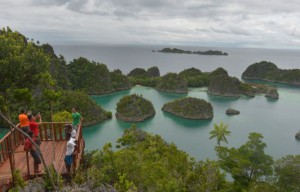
[162,97,213,119]
[158,48,228,56]
[226,108,240,115]
[265,87,279,99]
[115,94,155,122]
[242,61,300,86]
[156,73,188,94]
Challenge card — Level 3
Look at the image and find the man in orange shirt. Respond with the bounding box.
[17,109,29,134]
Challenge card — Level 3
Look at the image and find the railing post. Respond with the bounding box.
[7,129,15,185]
[26,152,30,177]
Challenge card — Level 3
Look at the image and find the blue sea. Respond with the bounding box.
[54,44,300,161]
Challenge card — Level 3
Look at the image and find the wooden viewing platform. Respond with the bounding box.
[0,122,84,190]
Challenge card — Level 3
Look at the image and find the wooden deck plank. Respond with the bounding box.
[0,140,67,183]
[0,123,83,191]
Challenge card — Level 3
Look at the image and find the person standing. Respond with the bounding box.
[28,113,42,138]
[64,132,76,174]
[24,131,41,173]
[72,107,83,131]
[18,109,29,135]
[65,124,76,139]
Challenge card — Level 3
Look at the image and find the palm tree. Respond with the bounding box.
[209,122,231,146]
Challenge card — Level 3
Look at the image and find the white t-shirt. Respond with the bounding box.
[71,129,77,138]
[66,138,76,155]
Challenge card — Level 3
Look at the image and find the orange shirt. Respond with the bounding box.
[19,114,29,127]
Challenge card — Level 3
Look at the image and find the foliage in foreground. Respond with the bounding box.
[75,127,227,192]
[13,127,300,192]
[216,132,274,191]
[71,128,300,192]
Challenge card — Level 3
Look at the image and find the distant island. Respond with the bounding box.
[156,48,228,56]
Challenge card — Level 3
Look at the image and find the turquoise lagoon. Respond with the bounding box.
[55,44,300,160]
[84,85,300,161]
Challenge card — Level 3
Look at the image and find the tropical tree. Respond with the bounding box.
[0,27,50,92]
[216,132,274,191]
[274,155,300,192]
[209,122,231,146]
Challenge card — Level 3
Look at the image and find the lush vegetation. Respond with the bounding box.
[0,27,111,126]
[179,68,211,87]
[210,67,228,77]
[68,57,112,94]
[147,66,160,77]
[73,127,227,192]
[208,74,241,97]
[162,97,213,119]
[128,67,160,87]
[49,126,298,192]
[242,61,300,85]
[12,125,300,191]
[156,73,188,94]
[127,68,150,77]
[158,48,228,56]
[116,94,155,122]
[110,69,131,91]
[129,76,160,87]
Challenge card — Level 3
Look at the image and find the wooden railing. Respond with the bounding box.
[0,122,84,170]
[0,128,22,165]
[73,123,83,170]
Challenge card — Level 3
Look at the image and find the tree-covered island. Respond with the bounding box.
[158,47,228,56]
[242,61,300,86]
[162,97,213,119]
[115,94,155,122]
[156,73,188,94]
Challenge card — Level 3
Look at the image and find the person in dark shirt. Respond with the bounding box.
[24,131,41,173]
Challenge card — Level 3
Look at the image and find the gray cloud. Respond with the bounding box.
[1,0,300,49]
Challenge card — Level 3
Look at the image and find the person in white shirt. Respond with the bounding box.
[64,132,76,174]
[71,128,76,139]
[65,124,77,138]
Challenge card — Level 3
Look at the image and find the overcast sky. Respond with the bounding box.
[1,0,300,49]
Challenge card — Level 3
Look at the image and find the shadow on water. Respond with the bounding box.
[207,94,239,101]
[115,115,156,131]
[162,111,212,128]
[207,94,239,104]
[265,97,278,103]
[243,79,300,90]
[115,119,134,130]
[91,89,131,105]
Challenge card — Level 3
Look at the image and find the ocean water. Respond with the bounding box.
[54,44,300,78]
[53,44,300,161]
